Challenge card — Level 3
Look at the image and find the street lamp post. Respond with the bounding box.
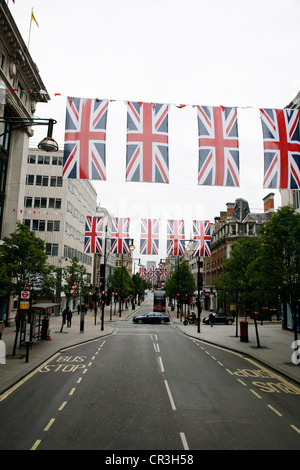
[0,116,58,152]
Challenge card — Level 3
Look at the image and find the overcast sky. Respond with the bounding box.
[9,0,300,264]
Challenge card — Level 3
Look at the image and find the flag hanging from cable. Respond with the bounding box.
[166,219,185,256]
[139,219,159,255]
[63,97,108,180]
[197,106,240,187]
[84,216,104,254]
[111,218,131,254]
[192,220,211,257]
[260,108,300,189]
[126,102,169,183]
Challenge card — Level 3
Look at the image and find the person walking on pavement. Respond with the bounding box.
[209,312,214,327]
[67,308,72,328]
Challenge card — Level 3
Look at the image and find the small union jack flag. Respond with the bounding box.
[126,102,169,183]
[139,265,147,280]
[111,217,131,254]
[260,108,300,189]
[166,220,185,256]
[160,265,167,281]
[84,216,104,254]
[192,220,211,257]
[197,106,240,187]
[149,266,157,280]
[140,219,159,255]
[63,97,108,180]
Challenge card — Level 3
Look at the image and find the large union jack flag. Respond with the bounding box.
[197,106,240,187]
[192,220,211,257]
[111,217,131,254]
[166,220,185,256]
[84,216,104,254]
[260,108,300,189]
[63,97,108,180]
[139,219,159,255]
[126,102,169,183]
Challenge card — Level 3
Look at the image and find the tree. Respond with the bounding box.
[215,237,261,335]
[251,206,300,341]
[165,261,196,303]
[0,222,56,301]
[61,257,88,309]
[107,266,134,311]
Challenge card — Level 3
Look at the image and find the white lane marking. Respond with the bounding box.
[164,380,176,411]
[180,432,189,450]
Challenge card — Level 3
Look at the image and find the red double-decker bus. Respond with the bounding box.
[153,291,166,312]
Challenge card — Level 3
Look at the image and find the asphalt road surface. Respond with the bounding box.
[0,299,299,451]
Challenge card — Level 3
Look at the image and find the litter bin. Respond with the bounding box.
[41,318,49,339]
[240,321,248,342]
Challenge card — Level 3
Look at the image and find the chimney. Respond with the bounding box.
[263,193,275,215]
[226,202,234,218]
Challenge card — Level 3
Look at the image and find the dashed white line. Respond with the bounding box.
[157,356,165,373]
[180,432,189,450]
[164,380,176,411]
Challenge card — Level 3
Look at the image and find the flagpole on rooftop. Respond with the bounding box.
[27,8,33,48]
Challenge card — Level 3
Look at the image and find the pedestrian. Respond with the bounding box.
[62,308,67,325]
[209,312,214,327]
[67,308,72,327]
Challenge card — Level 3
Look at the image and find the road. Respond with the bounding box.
[0,296,299,451]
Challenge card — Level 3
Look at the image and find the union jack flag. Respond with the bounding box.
[192,220,211,257]
[63,97,108,180]
[260,108,300,189]
[139,265,147,280]
[111,217,131,254]
[166,220,185,256]
[160,265,167,281]
[140,219,159,255]
[84,216,104,254]
[197,106,240,186]
[149,266,157,280]
[126,102,169,183]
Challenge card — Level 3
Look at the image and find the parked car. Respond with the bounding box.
[202,312,234,325]
[133,312,170,324]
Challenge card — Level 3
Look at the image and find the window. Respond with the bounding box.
[46,243,59,256]
[52,156,63,165]
[47,220,60,232]
[42,176,49,186]
[26,174,34,185]
[24,197,32,207]
[37,155,50,164]
[34,197,47,208]
[27,154,36,164]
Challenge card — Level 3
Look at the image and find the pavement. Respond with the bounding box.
[0,302,299,397]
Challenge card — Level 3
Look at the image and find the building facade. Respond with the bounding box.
[203,194,275,313]
[21,148,98,313]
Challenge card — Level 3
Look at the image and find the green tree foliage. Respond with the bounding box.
[0,222,56,300]
[108,266,134,299]
[215,237,261,305]
[165,261,196,301]
[62,257,89,308]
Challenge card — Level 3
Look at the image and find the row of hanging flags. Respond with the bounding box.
[139,265,167,282]
[85,217,211,257]
[63,96,300,190]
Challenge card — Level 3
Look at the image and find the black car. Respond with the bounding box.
[133,312,170,324]
[203,312,234,325]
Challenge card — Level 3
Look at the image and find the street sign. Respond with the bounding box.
[21,291,30,300]
[20,301,29,310]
